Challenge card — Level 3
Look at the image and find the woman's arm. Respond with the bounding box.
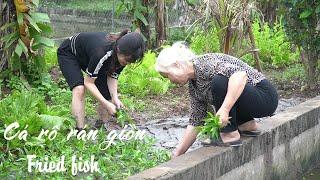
[107,76,118,100]
[84,76,116,115]
[216,71,248,126]
[221,71,247,112]
[173,125,199,157]
[107,76,123,108]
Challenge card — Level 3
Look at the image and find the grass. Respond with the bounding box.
[0,46,173,178]
[41,0,120,12]
[0,78,170,179]
[271,64,306,83]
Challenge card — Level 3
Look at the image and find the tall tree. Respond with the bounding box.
[117,0,151,47]
[0,0,15,71]
[280,0,320,89]
[0,0,54,82]
[155,0,166,47]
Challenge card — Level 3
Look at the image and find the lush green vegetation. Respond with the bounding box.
[119,51,171,97]
[0,62,170,179]
[279,0,320,88]
[242,20,299,68]
[190,19,300,70]
[0,47,171,178]
[0,90,169,179]
[1,0,318,178]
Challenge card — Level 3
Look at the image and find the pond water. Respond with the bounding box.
[138,97,306,151]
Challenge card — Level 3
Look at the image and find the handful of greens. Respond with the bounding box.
[198,112,221,140]
[115,109,135,127]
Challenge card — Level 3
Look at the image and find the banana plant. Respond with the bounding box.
[0,0,54,75]
[116,0,150,45]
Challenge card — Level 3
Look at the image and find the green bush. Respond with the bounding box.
[166,26,191,45]
[242,20,299,68]
[119,51,171,97]
[190,27,220,54]
[44,47,58,70]
[279,0,319,87]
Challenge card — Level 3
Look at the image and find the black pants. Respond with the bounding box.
[211,75,278,133]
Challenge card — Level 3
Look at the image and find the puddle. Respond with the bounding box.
[137,97,306,151]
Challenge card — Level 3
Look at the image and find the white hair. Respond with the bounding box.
[155,42,196,73]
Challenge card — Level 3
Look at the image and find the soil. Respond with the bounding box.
[129,85,190,124]
[129,72,320,124]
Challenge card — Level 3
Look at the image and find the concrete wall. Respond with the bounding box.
[129,96,320,180]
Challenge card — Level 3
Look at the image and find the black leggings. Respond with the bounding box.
[211,75,278,133]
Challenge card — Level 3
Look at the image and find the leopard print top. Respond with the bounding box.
[189,53,265,126]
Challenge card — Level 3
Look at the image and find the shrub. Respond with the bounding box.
[119,51,171,97]
[273,64,306,83]
[242,20,299,68]
[190,27,220,54]
[279,0,320,88]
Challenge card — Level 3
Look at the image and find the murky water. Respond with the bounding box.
[137,97,306,151]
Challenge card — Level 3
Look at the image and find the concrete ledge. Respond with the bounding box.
[129,96,320,180]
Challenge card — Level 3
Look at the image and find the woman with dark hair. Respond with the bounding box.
[57,30,145,130]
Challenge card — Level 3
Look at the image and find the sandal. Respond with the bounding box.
[239,130,261,137]
[201,135,242,147]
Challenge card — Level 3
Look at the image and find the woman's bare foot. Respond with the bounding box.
[220,130,240,143]
[238,120,258,132]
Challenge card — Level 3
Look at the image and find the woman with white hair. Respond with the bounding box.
[156,42,278,157]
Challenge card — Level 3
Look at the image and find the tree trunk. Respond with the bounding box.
[300,49,318,89]
[155,0,167,47]
[141,0,151,48]
[0,0,15,72]
[223,25,232,54]
[248,22,263,72]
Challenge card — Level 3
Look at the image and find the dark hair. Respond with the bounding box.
[106,29,146,76]
[106,29,130,42]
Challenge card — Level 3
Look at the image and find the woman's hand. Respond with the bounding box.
[216,108,231,127]
[112,97,124,109]
[102,100,117,116]
[171,148,181,159]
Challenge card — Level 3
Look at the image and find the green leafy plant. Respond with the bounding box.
[242,20,299,68]
[197,112,221,140]
[190,26,220,54]
[116,0,149,38]
[115,109,135,127]
[0,0,54,83]
[119,51,171,97]
[279,0,320,88]
[0,89,170,179]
